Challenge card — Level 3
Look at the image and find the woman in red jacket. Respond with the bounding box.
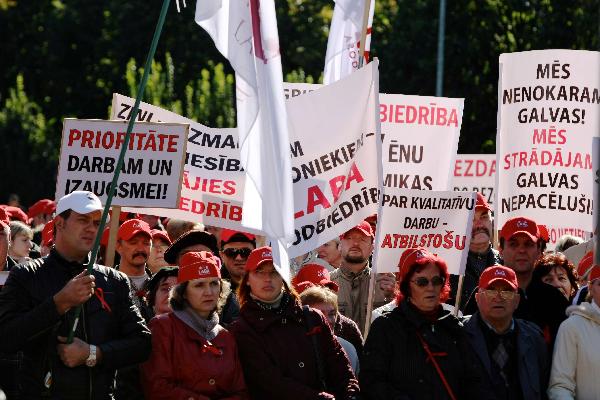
[230,246,360,400]
[141,251,248,400]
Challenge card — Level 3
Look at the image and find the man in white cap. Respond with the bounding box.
[0,191,151,399]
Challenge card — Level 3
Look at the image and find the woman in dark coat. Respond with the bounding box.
[360,247,490,400]
[141,251,248,399]
[230,246,360,400]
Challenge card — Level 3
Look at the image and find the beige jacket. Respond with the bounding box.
[548,301,600,400]
[330,264,390,334]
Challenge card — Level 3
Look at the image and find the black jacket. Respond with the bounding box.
[463,313,549,400]
[0,249,152,400]
[360,300,493,400]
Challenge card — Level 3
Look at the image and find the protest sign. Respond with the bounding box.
[55,119,188,208]
[286,61,381,257]
[452,154,496,205]
[374,189,475,275]
[594,137,600,263]
[283,83,464,191]
[497,50,599,244]
[110,94,250,231]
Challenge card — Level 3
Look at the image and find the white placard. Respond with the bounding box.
[55,119,188,208]
[452,154,496,206]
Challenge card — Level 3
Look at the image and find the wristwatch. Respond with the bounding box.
[85,345,97,367]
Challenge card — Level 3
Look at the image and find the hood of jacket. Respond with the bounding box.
[566,301,600,325]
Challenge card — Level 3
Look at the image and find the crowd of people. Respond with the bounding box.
[0,190,597,399]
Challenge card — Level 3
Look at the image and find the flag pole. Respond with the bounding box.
[435,0,447,96]
[67,0,172,343]
[358,0,372,68]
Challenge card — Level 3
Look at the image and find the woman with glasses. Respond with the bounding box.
[230,246,360,400]
[360,247,488,400]
[141,251,248,399]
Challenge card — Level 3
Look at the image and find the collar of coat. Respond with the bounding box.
[241,295,306,332]
[394,299,461,333]
[566,301,600,325]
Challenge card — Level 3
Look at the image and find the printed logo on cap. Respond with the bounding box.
[86,192,95,201]
[262,250,272,258]
[516,220,528,228]
[495,269,507,277]
[198,265,210,275]
[415,250,425,260]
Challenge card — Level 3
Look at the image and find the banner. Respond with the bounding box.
[110,94,249,231]
[497,50,600,247]
[452,154,496,206]
[283,83,463,191]
[55,119,188,208]
[593,137,600,236]
[287,61,381,257]
[374,189,476,275]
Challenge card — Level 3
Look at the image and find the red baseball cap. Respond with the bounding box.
[478,265,518,290]
[500,217,539,242]
[397,247,447,277]
[0,208,9,228]
[41,220,54,247]
[177,251,221,283]
[220,229,256,246]
[4,206,28,223]
[28,199,55,219]
[117,219,152,241]
[151,229,172,245]
[577,251,593,278]
[588,264,600,282]
[246,246,273,272]
[537,224,549,242]
[340,220,374,240]
[292,263,338,293]
[475,192,492,212]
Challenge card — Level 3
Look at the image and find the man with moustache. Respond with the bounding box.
[115,219,153,319]
[451,192,502,311]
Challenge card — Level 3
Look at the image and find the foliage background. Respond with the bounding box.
[0,0,598,205]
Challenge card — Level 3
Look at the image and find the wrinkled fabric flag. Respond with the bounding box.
[195,0,294,282]
[323,0,375,84]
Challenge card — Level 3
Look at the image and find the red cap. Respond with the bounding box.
[41,220,54,246]
[475,192,492,212]
[100,227,110,247]
[0,208,9,228]
[117,219,152,241]
[28,199,55,219]
[588,265,600,282]
[537,224,549,242]
[220,229,256,245]
[292,263,338,293]
[500,217,539,242]
[246,246,273,272]
[151,229,171,245]
[577,251,593,278]
[478,265,518,290]
[340,220,374,240]
[177,251,221,283]
[4,206,28,223]
[397,247,447,277]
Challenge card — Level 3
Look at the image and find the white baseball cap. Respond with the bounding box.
[56,191,103,215]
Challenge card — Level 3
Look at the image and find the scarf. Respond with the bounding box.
[251,290,289,314]
[174,307,222,341]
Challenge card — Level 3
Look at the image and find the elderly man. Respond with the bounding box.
[0,191,151,399]
[464,265,548,400]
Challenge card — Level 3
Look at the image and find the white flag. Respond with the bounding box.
[195,0,294,282]
[323,0,375,85]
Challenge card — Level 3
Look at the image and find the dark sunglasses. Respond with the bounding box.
[222,248,252,259]
[411,276,445,287]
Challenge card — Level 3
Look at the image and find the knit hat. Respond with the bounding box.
[177,251,221,283]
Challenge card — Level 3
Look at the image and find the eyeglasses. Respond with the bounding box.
[481,289,517,300]
[222,248,252,259]
[411,276,445,287]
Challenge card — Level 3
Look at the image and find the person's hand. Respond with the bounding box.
[53,270,95,314]
[377,273,396,298]
[57,336,90,368]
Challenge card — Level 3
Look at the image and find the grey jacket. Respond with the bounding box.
[463,312,549,400]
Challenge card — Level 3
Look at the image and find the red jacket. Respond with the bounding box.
[141,313,248,400]
[230,295,360,400]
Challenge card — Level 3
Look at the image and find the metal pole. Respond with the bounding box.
[435,0,447,97]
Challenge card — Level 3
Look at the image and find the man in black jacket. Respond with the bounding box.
[0,191,151,400]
